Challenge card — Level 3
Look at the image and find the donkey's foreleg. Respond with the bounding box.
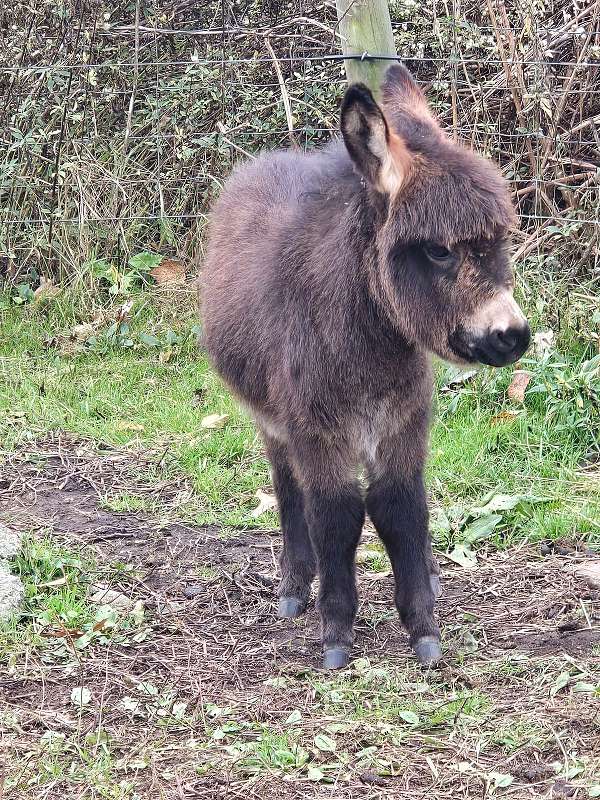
[366,424,441,665]
[291,437,364,670]
[306,485,364,668]
[262,433,316,618]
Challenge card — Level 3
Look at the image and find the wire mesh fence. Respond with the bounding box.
[1,1,599,283]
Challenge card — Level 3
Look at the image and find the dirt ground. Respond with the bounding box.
[1,433,599,799]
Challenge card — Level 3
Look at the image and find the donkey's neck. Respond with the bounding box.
[295,152,416,368]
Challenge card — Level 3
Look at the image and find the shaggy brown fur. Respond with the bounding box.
[201,64,530,669]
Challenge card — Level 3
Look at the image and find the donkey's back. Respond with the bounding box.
[203,144,349,292]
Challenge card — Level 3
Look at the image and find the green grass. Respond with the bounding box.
[306,658,491,731]
[98,491,157,514]
[0,533,92,664]
[0,287,598,542]
[1,532,150,668]
[0,289,268,526]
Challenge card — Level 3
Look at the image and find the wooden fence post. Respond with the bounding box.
[335,0,397,96]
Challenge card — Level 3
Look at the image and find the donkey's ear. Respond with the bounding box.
[381,63,437,126]
[340,83,412,195]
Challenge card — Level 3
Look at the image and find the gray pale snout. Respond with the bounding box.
[449,289,531,367]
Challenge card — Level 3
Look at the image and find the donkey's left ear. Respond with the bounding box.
[340,83,412,196]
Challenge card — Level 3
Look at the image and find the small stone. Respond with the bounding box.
[572,562,600,590]
[558,619,581,632]
[0,523,22,559]
[360,771,387,787]
[183,585,204,599]
[0,567,24,621]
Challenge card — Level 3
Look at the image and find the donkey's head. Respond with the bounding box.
[340,64,530,367]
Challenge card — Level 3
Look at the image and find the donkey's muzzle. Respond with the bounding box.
[449,320,530,367]
[475,322,531,367]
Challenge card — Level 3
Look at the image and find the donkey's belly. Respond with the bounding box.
[350,396,399,465]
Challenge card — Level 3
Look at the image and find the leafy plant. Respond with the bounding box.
[222,730,309,775]
[12,283,35,305]
[86,252,161,297]
[524,352,600,435]
[432,491,551,566]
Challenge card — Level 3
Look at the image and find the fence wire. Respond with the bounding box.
[0,1,598,280]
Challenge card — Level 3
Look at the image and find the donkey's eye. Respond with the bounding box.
[423,242,453,263]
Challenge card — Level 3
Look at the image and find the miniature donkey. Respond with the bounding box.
[201,64,530,669]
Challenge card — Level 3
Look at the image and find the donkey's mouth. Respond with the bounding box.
[447,329,478,364]
[472,345,518,368]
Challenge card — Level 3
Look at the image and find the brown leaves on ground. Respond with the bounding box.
[490,409,521,425]
[150,258,186,286]
[200,413,229,429]
[572,562,600,591]
[507,369,531,403]
[251,489,277,518]
[115,421,145,433]
[46,312,106,356]
[33,276,60,303]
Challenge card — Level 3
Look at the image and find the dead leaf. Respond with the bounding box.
[42,626,85,639]
[251,489,278,518]
[33,276,60,303]
[572,562,600,590]
[200,413,229,429]
[115,299,134,324]
[150,258,186,286]
[534,329,554,358]
[89,585,134,611]
[507,370,531,403]
[445,543,478,569]
[441,368,479,391]
[71,322,97,342]
[38,576,68,588]
[490,409,520,425]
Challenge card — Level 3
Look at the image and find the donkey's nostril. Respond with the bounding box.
[489,328,518,353]
[482,322,531,366]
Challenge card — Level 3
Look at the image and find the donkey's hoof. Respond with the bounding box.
[277,596,305,619]
[322,647,350,670]
[430,574,442,599]
[413,636,442,666]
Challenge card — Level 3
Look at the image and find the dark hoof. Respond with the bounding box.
[277,596,305,619]
[413,636,442,666]
[430,574,442,599]
[322,647,350,670]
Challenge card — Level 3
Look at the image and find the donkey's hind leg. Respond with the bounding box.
[262,433,316,618]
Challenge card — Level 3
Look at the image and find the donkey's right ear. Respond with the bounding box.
[340,83,412,196]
